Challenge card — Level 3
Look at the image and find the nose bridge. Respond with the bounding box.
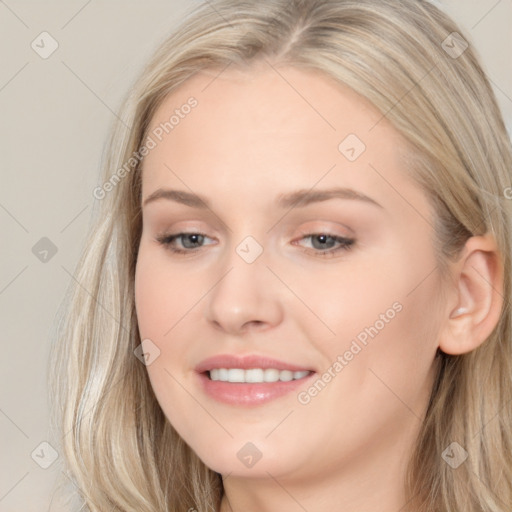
[204,236,283,333]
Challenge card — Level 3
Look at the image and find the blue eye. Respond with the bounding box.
[295,233,355,257]
[156,232,214,254]
[156,232,355,257]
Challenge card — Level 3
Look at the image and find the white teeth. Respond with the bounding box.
[245,368,264,383]
[208,368,311,383]
[280,370,293,382]
[227,369,245,382]
[264,368,280,382]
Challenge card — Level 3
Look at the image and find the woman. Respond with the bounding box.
[49,0,512,510]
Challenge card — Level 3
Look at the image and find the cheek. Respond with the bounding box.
[319,262,441,421]
[134,248,188,386]
[134,249,197,424]
[134,246,201,340]
[292,278,440,469]
[314,243,441,396]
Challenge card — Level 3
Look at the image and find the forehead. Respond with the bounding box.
[145,63,394,151]
[140,63,420,214]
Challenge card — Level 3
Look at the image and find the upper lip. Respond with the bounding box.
[195,354,314,373]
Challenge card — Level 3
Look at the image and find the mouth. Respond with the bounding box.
[195,354,316,406]
[207,368,312,383]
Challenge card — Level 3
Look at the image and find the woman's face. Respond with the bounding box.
[135,64,445,482]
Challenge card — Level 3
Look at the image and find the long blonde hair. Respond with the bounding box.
[49,1,512,510]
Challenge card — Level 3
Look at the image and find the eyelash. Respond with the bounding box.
[155,232,355,258]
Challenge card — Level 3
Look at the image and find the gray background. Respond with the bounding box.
[1,1,511,510]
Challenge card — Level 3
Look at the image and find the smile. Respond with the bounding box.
[208,368,311,383]
[195,354,316,406]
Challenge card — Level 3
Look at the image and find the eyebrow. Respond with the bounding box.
[142,187,383,210]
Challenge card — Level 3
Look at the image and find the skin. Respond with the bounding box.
[134,61,503,512]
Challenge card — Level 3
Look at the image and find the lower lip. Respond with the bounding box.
[197,372,315,406]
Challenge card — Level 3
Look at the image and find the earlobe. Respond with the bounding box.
[438,234,504,356]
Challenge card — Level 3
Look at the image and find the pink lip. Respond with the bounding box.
[195,354,313,373]
[194,354,315,407]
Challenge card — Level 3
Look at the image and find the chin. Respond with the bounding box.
[193,435,310,480]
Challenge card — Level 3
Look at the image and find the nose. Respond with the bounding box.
[204,248,284,335]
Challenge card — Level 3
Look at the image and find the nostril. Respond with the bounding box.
[242,320,265,331]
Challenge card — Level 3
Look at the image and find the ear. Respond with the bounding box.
[438,233,505,355]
